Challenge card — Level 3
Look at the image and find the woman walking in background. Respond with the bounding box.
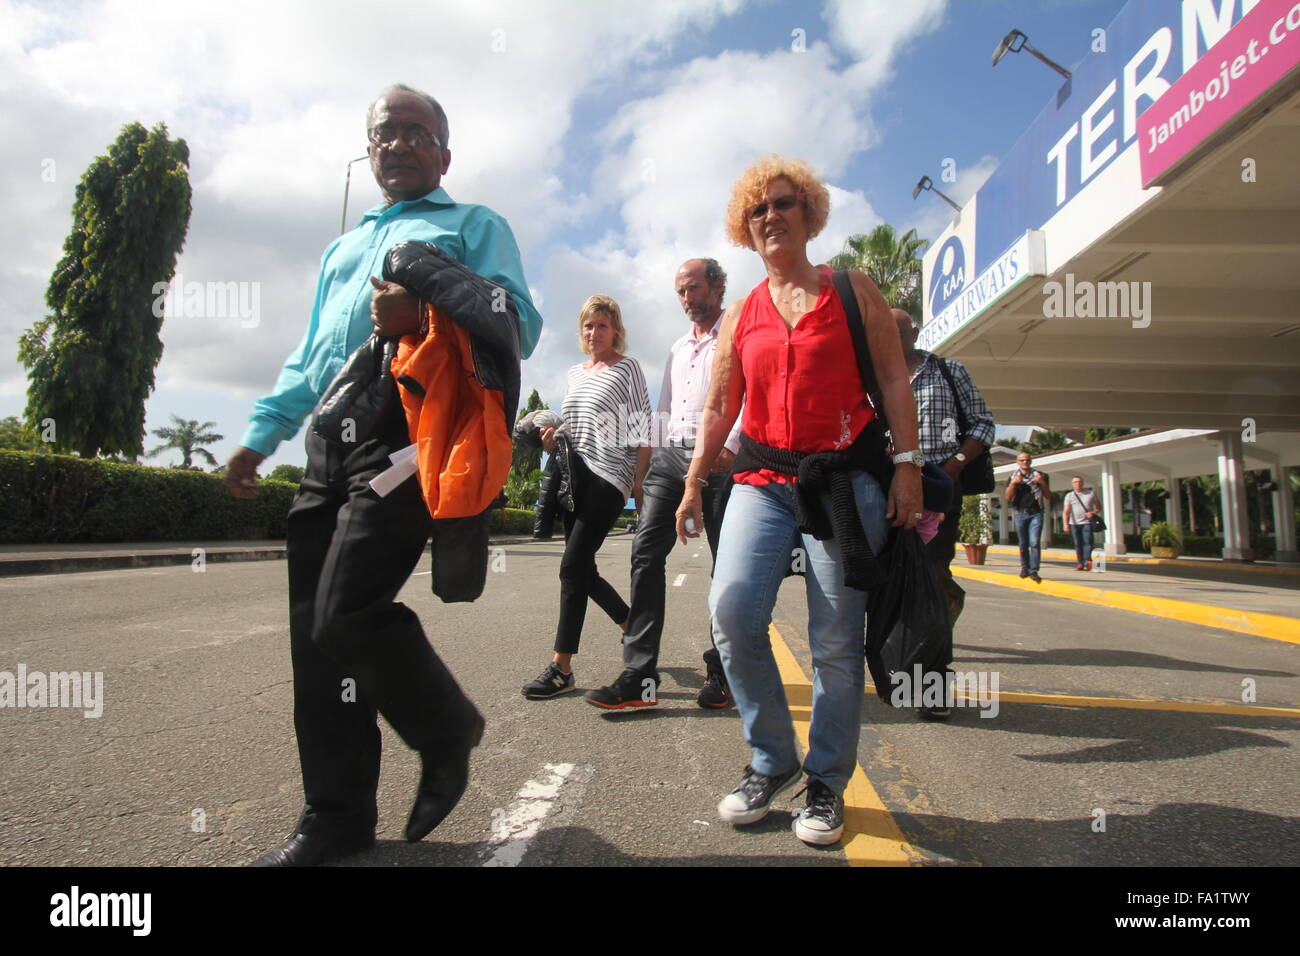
[522,295,651,700]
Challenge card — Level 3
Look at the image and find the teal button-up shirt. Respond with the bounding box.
[240,186,542,457]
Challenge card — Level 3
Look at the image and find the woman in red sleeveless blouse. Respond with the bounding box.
[676,157,922,846]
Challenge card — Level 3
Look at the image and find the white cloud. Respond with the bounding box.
[0,0,946,466]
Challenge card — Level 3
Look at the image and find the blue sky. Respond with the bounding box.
[0,0,1125,468]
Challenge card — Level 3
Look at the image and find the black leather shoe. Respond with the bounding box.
[246,830,375,867]
[405,713,486,843]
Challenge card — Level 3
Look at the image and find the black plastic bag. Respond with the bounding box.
[865,527,952,704]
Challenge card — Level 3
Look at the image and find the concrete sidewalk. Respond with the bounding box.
[953,546,1300,643]
[0,532,570,577]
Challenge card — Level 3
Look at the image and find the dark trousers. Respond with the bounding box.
[1069,523,1095,564]
[287,410,480,838]
[623,445,732,675]
[921,499,964,672]
[554,451,630,655]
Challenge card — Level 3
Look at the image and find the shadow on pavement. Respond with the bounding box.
[955,643,1295,678]
[864,694,1297,763]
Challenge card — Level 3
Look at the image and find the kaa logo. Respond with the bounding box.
[928,236,966,315]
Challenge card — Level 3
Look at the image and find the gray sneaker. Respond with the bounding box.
[791,780,844,845]
[521,663,575,700]
[717,764,800,825]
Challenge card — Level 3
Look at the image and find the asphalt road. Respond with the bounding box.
[1,532,1296,867]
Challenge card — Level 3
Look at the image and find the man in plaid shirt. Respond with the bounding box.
[893,310,996,719]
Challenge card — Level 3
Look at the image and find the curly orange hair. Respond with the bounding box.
[724,155,831,249]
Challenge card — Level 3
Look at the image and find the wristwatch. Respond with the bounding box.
[953,452,967,463]
[891,450,924,468]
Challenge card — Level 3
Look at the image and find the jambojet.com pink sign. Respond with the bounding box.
[1140,0,1300,187]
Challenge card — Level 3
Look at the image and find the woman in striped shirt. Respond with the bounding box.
[522,295,652,700]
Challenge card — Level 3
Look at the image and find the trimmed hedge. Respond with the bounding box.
[490,507,536,536]
[1,450,298,543]
[1,451,656,545]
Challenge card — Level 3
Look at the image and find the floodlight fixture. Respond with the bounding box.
[992,28,1072,79]
[341,155,369,235]
[912,175,962,212]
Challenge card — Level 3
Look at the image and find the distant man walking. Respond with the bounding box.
[583,258,740,710]
[1005,452,1050,583]
[1063,475,1103,570]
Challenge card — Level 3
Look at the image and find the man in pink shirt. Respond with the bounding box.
[584,259,741,711]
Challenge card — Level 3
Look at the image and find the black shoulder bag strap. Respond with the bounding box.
[831,270,887,435]
[934,357,971,440]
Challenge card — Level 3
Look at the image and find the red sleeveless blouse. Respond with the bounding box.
[732,266,874,486]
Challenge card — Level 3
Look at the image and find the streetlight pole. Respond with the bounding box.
[340,155,369,235]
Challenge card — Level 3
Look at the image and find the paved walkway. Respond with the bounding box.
[953,546,1299,643]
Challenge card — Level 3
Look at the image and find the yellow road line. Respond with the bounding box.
[984,545,1300,577]
[951,565,1300,644]
[767,623,916,867]
[864,684,1300,719]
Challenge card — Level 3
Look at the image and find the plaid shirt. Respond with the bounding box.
[909,352,996,465]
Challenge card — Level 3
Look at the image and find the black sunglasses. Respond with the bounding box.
[748,195,801,221]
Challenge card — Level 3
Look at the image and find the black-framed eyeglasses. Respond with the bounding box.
[748,195,801,221]
[367,124,443,150]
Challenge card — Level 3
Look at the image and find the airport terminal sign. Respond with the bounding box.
[973,0,1267,279]
[1140,0,1300,185]
[918,230,1045,352]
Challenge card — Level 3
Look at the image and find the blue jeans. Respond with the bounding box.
[1015,511,1043,573]
[1069,523,1094,565]
[708,471,888,796]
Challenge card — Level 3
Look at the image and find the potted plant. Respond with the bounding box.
[1141,521,1183,559]
[957,496,992,564]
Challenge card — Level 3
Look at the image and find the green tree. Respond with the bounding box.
[0,416,40,452]
[18,121,192,459]
[1085,426,1138,443]
[512,389,547,478]
[268,464,305,484]
[147,415,222,468]
[1025,428,1073,455]
[828,224,928,320]
[504,467,545,510]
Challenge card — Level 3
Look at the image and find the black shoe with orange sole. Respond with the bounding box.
[584,668,659,710]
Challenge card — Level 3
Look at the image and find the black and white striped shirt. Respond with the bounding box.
[562,358,651,497]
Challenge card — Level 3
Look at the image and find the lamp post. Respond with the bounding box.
[992,29,1072,79]
[340,155,369,235]
[912,175,962,212]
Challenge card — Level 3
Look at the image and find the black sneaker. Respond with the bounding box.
[1019,569,1029,579]
[791,780,844,845]
[919,705,952,721]
[1030,572,1042,583]
[584,668,658,710]
[697,669,732,709]
[717,764,800,825]
[521,663,575,700]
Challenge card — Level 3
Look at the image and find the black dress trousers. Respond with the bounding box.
[286,404,480,837]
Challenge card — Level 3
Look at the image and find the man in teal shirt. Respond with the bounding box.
[225,85,541,867]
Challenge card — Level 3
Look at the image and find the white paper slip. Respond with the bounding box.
[368,444,419,497]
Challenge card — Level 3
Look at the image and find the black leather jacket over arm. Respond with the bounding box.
[382,240,523,425]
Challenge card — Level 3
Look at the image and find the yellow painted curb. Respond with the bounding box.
[768,624,916,867]
[984,545,1300,577]
[864,684,1300,719]
[951,566,1300,644]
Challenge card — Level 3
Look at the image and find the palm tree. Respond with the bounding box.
[147,415,223,469]
[828,225,928,319]
[1025,428,1073,455]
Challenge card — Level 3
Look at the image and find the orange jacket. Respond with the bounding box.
[391,303,512,519]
